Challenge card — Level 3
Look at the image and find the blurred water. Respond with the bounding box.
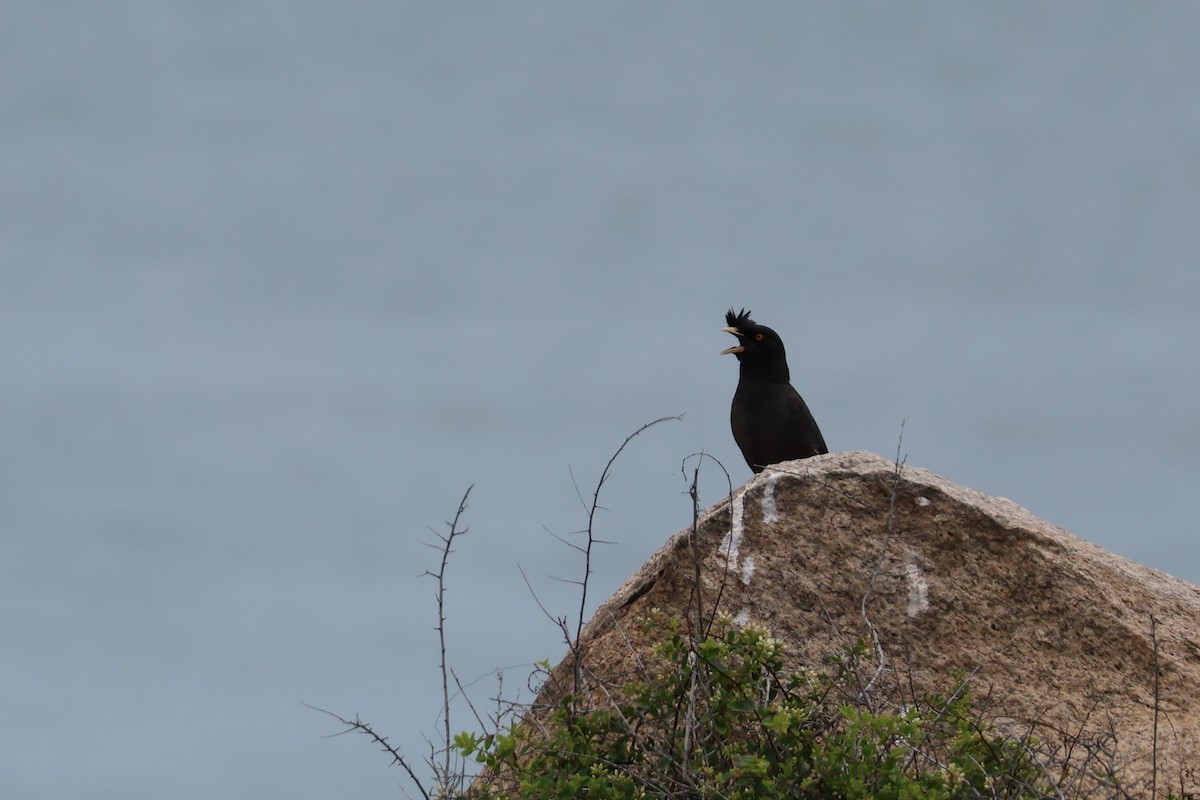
[2,2,1198,797]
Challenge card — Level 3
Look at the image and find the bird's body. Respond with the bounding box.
[720,308,827,473]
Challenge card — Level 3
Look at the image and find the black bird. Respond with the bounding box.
[720,308,828,473]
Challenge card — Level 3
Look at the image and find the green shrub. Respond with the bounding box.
[455,616,1051,799]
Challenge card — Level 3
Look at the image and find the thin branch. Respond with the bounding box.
[517,562,562,628]
[571,415,683,697]
[427,485,473,785]
[679,451,734,637]
[449,668,488,734]
[305,704,432,800]
[688,456,706,640]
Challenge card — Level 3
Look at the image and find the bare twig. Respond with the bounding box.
[688,457,706,641]
[677,451,734,769]
[686,453,739,642]
[571,415,682,696]
[450,667,488,734]
[517,562,562,629]
[423,484,473,785]
[305,704,432,800]
[679,451,734,637]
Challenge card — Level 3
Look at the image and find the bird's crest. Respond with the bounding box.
[726,308,755,330]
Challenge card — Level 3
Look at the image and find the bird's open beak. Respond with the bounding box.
[719,326,744,355]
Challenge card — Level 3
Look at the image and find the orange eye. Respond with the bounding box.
[754,333,764,341]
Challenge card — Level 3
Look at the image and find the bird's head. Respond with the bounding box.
[720,308,787,359]
[720,308,790,379]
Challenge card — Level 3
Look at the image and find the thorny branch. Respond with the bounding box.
[569,415,682,698]
[423,484,474,784]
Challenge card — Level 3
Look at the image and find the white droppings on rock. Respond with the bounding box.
[733,607,751,627]
[719,489,746,564]
[904,556,930,616]
[761,473,780,523]
[741,555,756,586]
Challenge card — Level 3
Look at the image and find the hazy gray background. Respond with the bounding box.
[3,2,1198,797]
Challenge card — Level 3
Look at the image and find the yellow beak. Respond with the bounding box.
[719,326,744,355]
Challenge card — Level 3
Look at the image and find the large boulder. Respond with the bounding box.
[534,451,1200,795]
